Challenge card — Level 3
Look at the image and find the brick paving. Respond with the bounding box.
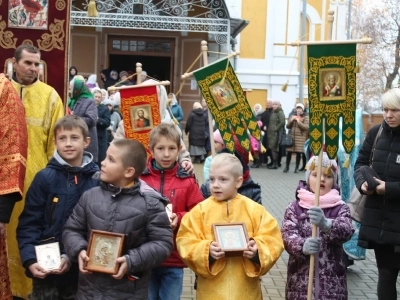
[180,160,400,300]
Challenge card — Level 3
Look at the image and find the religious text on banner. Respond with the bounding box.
[193,58,261,152]
[307,43,357,159]
[120,86,160,152]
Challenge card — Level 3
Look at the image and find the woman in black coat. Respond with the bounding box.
[185,102,206,163]
[354,87,400,300]
[93,90,110,165]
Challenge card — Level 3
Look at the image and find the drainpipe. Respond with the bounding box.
[298,0,307,104]
[347,0,353,39]
[230,37,237,70]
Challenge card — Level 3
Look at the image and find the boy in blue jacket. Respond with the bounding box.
[17,115,99,299]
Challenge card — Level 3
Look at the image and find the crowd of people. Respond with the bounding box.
[1,43,400,300]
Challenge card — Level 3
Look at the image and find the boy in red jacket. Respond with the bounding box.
[141,123,204,300]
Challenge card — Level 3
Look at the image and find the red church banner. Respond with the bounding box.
[120,85,161,152]
[0,0,71,102]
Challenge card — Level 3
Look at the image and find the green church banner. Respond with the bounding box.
[193,58,261,152]
[307,43,357,159]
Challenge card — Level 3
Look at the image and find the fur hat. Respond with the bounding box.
[213,130,224,145]
[305,152,338,185]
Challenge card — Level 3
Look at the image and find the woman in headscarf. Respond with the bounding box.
[253,103,264,121]
[100,69,108,88]
[168,93,184,130]
[104,70,119,90]
[68,76,99,161]
[86,74,99,90]
[69,66,78,82]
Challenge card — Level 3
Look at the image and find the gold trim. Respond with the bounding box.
[326,145,338,159]
[0,16,17,49]
[0,153,27,166]
[56,0,66,11]
[21,39,33,45]
[308,53,356,154]
[37,19,65,52]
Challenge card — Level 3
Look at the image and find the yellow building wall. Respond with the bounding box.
[246,90,268,110]
[240,0,267,59]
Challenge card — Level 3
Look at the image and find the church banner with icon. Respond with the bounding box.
[307,43,357,159]
[193,58,261,152]
[0,0,71,102]
[120,85,161,152]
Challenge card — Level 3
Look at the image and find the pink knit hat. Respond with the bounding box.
[213,130,224,145]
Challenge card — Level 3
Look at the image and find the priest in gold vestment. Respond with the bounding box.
[0,73,28,300]
[3,45,64,299]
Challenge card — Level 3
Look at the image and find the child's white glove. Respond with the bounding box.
[302,238,320,255]
[308,206,332,232]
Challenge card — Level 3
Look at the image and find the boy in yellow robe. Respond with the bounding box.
[176,153,284,300]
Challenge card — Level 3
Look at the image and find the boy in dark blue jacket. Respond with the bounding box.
[17,115,99,299]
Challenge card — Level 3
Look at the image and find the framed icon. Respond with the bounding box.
[212,222,249,254]
[130,104,153,131]
[208,81,239,110]
[319,68,346,101]
[165,203,173,222]
[85,230,125,275]
[35,242,61,271]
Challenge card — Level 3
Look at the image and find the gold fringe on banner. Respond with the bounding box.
[261,144,267,153]
[281,81,288,92]
[354,65,360,73]
[281,47,298,92]
[342,156,350,168]
[87,0,98,17]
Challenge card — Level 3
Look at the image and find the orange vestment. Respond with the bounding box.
[0,74,28,300]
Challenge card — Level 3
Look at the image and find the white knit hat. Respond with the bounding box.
[305,152,338,185]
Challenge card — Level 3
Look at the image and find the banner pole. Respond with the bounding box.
[181,51,240,80]
[136,63,143,85]
[307,118,325,300]
[201,40,217,157]
[108,81,170,92]
[307,10,335,300]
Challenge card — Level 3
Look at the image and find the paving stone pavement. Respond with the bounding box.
[180,160,400,300]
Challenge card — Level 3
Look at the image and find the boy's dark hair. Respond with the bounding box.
[149,123,181,149]
[54,115,89,138]
[14,44,41,62]
[113,139,147,180]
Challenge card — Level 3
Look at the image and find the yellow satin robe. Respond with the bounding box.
[6,79,64,299]
[176,194,284,300]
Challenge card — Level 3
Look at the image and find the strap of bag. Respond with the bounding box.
[369,125,383,166]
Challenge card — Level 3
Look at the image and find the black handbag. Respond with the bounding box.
[280,130,293,147]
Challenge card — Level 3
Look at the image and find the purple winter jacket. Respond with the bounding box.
[281,192,354,300]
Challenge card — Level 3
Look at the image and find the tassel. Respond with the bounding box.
[249,152,253,162]
[325,164,332,176]
[354,64,360,73]
[307,160,315,171]
[342,156,350,168]
[281,81,288,92]
[87,0,98,17]
[260,144,267,153]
